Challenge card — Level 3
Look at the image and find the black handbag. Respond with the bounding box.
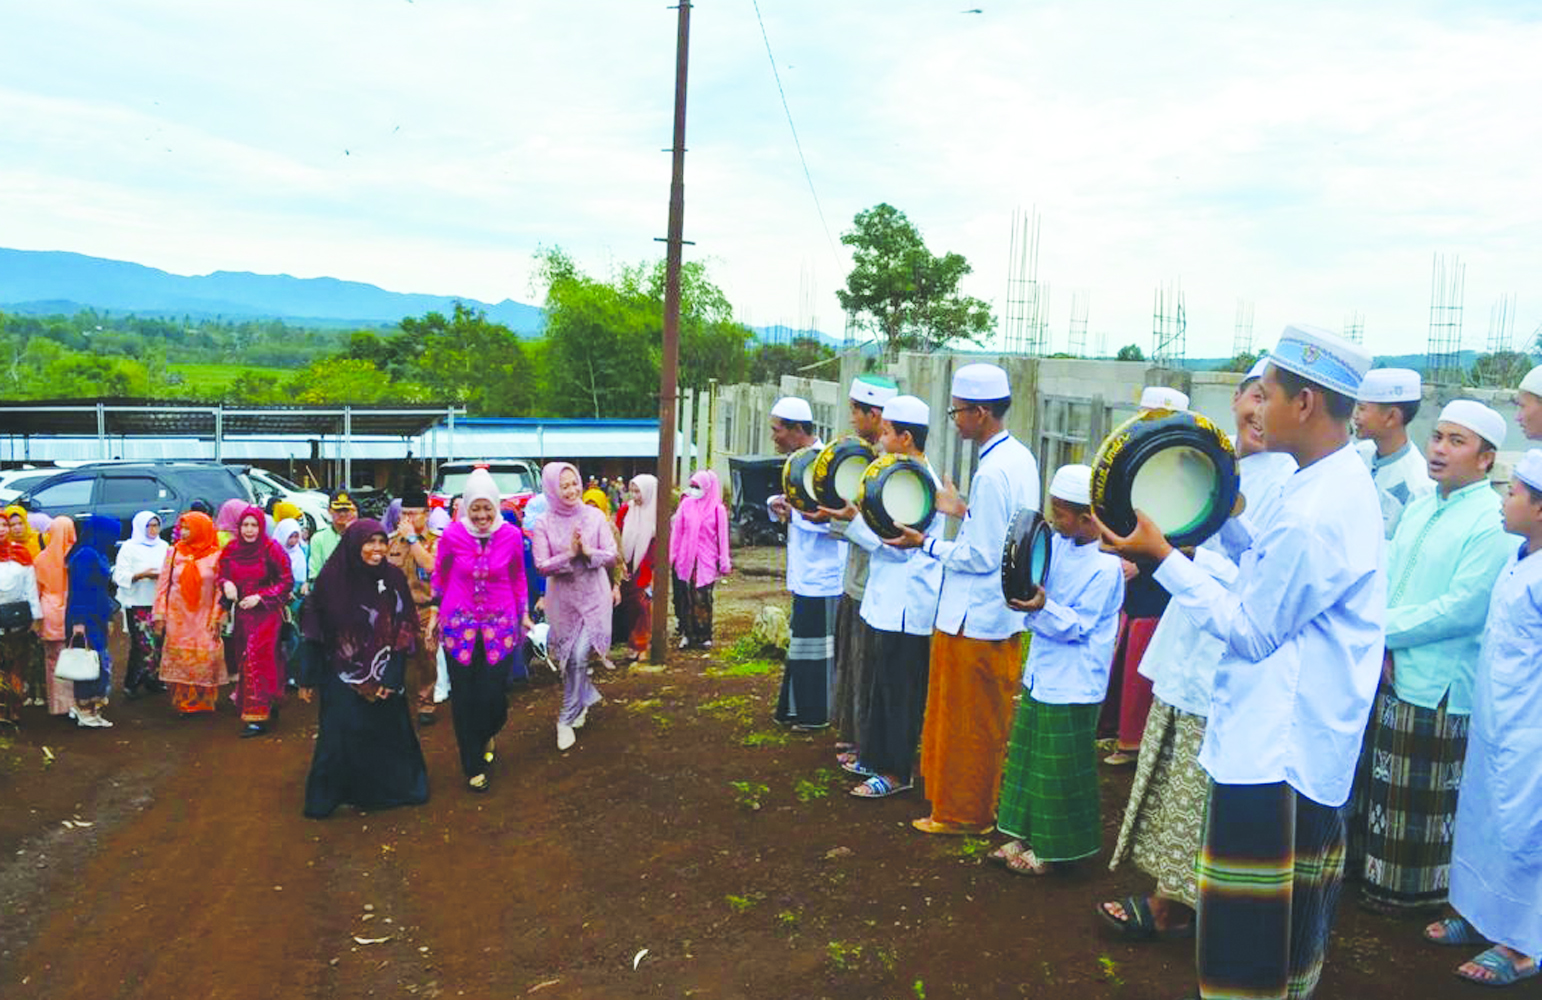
[0,600,31,631]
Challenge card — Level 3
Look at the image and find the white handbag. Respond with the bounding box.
[55,635,102,682]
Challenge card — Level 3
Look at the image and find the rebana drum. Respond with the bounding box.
[1091,407,1240,548]
[856,453,937,539]
[782,445,823,515]
[1001,507,1054,602]
[811,436,877,510]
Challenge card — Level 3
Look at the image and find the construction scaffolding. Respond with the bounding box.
[1486,294,1517,356]
[1344,311,1364,345]
[1152,281,1187,367]
[1232,299,1254,357]
[1425,253,1466,385]
[1068,291,1090,358]
[1004,207,1046,355]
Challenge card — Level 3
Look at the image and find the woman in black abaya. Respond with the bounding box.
[298,519,428,818]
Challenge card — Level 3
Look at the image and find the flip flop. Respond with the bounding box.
[988,840,1027,864]
[1424,916,1487,947]
[1097,896,1196,940]
[1103,750,1137,766]
[841,759,876,778]
[1004,849,1051,876]
[1456,947,1540,987]
[911,817,994,836]
[850,775,911,799]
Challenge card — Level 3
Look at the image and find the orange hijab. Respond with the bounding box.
[174,512,220,607]
[0,536,33,567]
[33,514,75,595]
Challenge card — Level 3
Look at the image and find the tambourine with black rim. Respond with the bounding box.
[1091,408,1240,548]
[1001,507,1054,603]
[782,445,823,515]
[812,435,877,510]
[856,453,938,540]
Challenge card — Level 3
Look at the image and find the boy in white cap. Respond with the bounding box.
[886,362,1039,835]
[767,396,847,729]
[1099,324,1384,1000]
[1139,385,1190,412]
[1515,365,1542,441]
[1350,399,1514,916]
[989,464,1124,874]
[821,394,944,798]
[1354,368,1435,538]
[829,374,899,761]
[1099,356,1297,940]
[1425,448,1542,987]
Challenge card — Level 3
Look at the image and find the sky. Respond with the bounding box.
[2,0,1540,361]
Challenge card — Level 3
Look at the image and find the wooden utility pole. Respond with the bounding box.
[651,0,691,663]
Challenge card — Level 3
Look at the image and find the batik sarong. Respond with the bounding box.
[671,574,714,648]
[1110,698,1209,907]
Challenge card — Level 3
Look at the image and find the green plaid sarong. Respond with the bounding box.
[996,695,1101,862]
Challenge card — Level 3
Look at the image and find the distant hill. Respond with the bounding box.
[0,248,546,334]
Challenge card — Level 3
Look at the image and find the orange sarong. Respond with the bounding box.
[170,682,217,714]
[918,629,1023,827]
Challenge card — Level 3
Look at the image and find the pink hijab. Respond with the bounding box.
[670,469,731,587]
[537,462,587,541]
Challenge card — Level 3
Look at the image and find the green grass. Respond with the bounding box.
[703,659,781,678]
[167,363,291,391]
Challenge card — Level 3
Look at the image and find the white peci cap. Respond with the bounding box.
[1242,356,1270,383]
[850,374,899,406]
[770,396,813,423]
[1139,386,1190,411]
[1268,323,1372,398]
[882,394,930,425]
[1439,399,1507,450]
[1049,463,1093,506]
[951,363,1010,401]
[1357,368,1422,404]
[1515,449,1542,492]
[1520,365,1542,398]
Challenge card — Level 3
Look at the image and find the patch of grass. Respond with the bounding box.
[794,766,840,803]
[951,836,994,860]
[1097,953,1123,987]
[776,909,799,929]
[167,362,291,391]
[825,940,864,972]
[698,694,756,716]
[703,658,780,678]
[912,980,927,999]
[725,892,763,914]
[624,697,664,713]
[740,729,790,748]
[728,780,769,811]
[650,713,673,733]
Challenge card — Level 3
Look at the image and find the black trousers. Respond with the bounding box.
[857,629,930,782]
[447,642,509,779]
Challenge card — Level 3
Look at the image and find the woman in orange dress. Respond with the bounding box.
[153,512,227,714]
[33,515,76,716]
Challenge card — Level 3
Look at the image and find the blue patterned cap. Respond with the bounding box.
[1267,324,1372,398]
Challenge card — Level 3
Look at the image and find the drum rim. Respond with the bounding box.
[1091,409,1239,548]
[858,453,937,539]
[782,445,823,514]
[812,436,878,509]
[1001,507,1054,602]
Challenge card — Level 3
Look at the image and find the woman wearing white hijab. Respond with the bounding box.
[616,474,658,663]
[114,510,170,697]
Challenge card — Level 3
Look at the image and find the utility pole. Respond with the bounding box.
[651,0,691,663]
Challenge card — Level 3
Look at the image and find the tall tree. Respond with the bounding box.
[836,203,993,357]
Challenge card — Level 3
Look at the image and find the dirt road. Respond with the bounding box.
[0,549,1491,998]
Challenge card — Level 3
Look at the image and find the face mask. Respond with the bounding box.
[684,485,703,498]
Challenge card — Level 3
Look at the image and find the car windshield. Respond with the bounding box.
[259,470,305,491]
[437,467,535,496]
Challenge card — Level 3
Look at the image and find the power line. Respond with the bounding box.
[750,0,840,262]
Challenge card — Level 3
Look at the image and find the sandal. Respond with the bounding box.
[1097,896,1196,940]
[836,751,859,766]
[988,840,1027,864]
[1425,916,1487,947]
[467,774,489,793]
[1004,849,1051,876]
[911,817,994,836]
[1456,946,1539,987]
[1103,750,1137,766]
[850,775,911,799]
[834,742,857,753]
[483,737,496,765]
[841,759,876,778]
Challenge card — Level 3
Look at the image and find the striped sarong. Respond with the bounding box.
[1351,686,1468,914]
[996,695,1101,863]
[1196,781,1347,1000]
[776,595,838,728]
[1109,698,1209,907]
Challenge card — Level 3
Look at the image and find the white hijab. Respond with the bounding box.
[459,467,503,540]
[271,517,307,585]
[620,474,657,572]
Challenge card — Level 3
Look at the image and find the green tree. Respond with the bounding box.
[836,203,993,357]
[400,303,536,415]
[1222,352,1258,373]
[1469,350,1536,389]
[749,337,837,383]
[285,357,417,404]
[1115,344,1145,362]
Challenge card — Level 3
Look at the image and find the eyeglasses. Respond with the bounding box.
[946,404,982,418]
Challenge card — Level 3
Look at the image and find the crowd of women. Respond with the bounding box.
[0,458,732,811]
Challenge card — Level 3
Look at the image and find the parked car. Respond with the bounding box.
[0,467,61,506]
[15,462,251,538]
[430,460,541,512]
[728,454,787,547]
[241,467,331,534]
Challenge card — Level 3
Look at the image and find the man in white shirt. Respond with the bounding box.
[1100,325,1384,1000]
[888,363,1040,835]
[767,396,847,729]
[1516,364,1542,441]
[1353,368,1434,538]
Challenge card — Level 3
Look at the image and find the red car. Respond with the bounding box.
[429,459,541,514]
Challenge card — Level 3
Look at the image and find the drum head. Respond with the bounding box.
[782,446,823,514]
[1001,507,1053,603]
[812,437,877,509]
[1091,410,1240,548]
[858,454,937,539]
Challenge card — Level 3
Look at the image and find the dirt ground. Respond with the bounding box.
[0,547,1509,999]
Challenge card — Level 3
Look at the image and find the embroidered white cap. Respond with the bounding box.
[850,374,899,406]
[1268,324,1372,398]
[1520,365,1542,398]
[1439,399,1507,450]
[1242,356,1270,384]
[1357,368,1422,404]
[951,363,1011,401]
[1139,386,1190,411]
[882,394,930,425]
[770,396,813,423]
[1515,449,1542,492]
[1049,463,1093,506]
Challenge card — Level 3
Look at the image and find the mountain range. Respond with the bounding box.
[0,247,840,346]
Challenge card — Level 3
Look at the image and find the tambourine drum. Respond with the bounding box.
[812,436,877,509]
[782,445,823,515]
[1001,507,1054,602]
[1091,408,1240,548]
[857,453,937,539]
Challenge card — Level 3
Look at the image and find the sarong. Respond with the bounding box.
[122,606,162,693]
[672,575,714,648]
[231,608,284,723]
[171,683,218,714]
[618,578,651,655]
[996,695,1102,862]
[1196,781,1347,1000]
[1110,698,1209,907]
[0,628,30,724]
[832,595,881,746]
[447,642,509,780]
[776,594,838,729]
[43,639,72,716]
[917,629,1022,828]
[1113,615,1158,750]
[857,629,929,782]
[1352,686,1468,913]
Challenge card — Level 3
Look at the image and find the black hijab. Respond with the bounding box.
[300,519,417,685]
